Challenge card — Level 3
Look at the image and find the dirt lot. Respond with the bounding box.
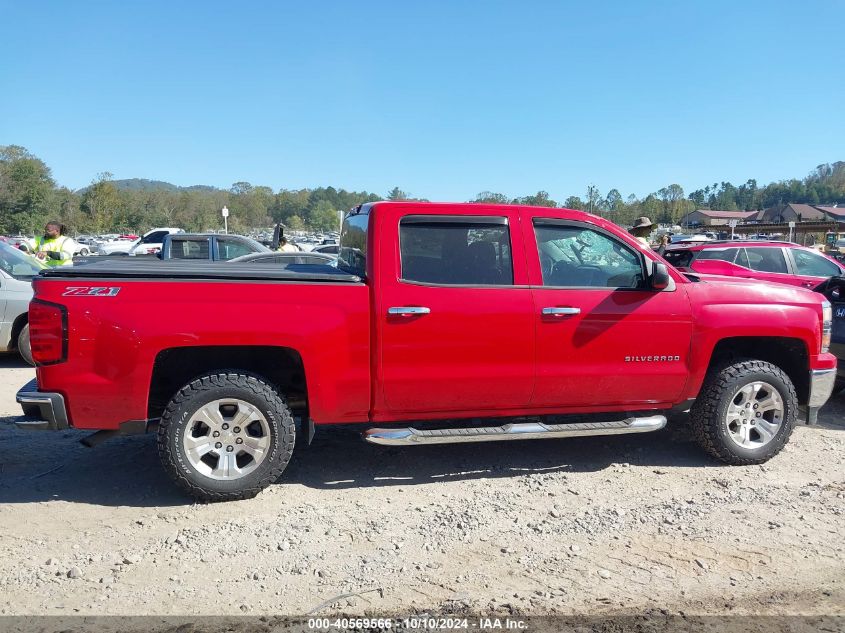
[0,355,843,618]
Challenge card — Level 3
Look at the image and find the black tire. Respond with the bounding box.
[157,372,295,502]
[690,359,797,465]
[18,323,34,366]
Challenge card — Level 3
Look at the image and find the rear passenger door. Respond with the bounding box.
[741,246,798,287]
[378,212,535,415]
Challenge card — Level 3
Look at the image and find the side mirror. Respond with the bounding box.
[651,262,671,290]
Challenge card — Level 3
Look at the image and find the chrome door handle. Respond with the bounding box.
[542,307,581,316]
[388,306,431,316]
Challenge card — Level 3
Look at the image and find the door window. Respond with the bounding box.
[744,248,788,274]
[171,240,209,259]
[534,223,644,288]
[792,249,841,277]
[399,218,513,285]
[217,240,255,261]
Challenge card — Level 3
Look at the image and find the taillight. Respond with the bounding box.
[29,299,68,365]
[821,300,832,354]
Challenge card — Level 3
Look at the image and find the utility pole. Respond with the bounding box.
[587,184,598,217]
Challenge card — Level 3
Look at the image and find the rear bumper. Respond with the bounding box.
[15,378,69,430]
[803,368,837,426]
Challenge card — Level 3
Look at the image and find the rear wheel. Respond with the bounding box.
[18,324,34,366]
[157,372,295,502]
[691,359,796,465]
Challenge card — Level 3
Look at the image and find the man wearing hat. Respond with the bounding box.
[629,217,654,247]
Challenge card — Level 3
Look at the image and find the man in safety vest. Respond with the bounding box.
[29,221,76,267]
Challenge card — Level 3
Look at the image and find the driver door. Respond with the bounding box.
[528,218,692,408]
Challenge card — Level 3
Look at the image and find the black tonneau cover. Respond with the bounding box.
[39,259,361,283]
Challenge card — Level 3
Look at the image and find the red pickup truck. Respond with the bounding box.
[16,202,837,501]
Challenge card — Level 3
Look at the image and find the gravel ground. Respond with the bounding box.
[0,355,843,617]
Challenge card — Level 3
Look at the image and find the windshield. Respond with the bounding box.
[0,241,46,279]
[139,230,171,244]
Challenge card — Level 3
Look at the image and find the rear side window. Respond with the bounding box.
[171,239,209,260]
[400,218,513,285]
[792,249,841,277]
[744,247,788,273]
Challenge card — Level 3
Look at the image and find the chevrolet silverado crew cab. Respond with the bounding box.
[16,202,837,501]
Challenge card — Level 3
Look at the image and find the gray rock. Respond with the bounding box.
[597,569,612,579]
[67,567,82,579]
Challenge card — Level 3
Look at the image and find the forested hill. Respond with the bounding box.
[75,178,218,194]
[1,143,843,236]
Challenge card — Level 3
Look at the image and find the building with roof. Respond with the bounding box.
[755,203,827,223]
[816,205,845,221]
[677,209,757,227]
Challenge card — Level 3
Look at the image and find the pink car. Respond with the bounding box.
[663,241,844,289]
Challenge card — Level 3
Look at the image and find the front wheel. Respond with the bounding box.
[690,359,797,465]
[157,372,295,502]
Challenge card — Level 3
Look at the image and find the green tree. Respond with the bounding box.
[473,191,510,204]
[514,191,557,207]
[563,196,584,210]
[81,172,121,233]
[387,187,409,201]
[311,200,340,231]
[0,145,58,234]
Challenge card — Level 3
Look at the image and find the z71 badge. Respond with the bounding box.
[62,287,121,297]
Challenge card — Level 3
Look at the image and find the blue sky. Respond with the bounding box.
[1,0,843,201]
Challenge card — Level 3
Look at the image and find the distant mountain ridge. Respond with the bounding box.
[75,178,219,194]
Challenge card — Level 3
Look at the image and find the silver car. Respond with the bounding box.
[0,241,44,365]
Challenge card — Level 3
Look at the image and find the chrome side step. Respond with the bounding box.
[363,415,667,446]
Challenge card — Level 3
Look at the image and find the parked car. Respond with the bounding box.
[229,251,336,266]
[663,241,844,289]
[160,233,270,261]
[311,243,340,255]
[128,228,184,256]
[0,241,46,365]
[96,228,184,256]
[15,201,835,502]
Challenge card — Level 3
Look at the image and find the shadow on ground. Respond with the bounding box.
[0,355,31,369]
[0,414,717,508]
[3,389,844,508]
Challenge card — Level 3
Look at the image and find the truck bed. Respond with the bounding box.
[41,259,360,283]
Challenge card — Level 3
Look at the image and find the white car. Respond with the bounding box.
[96,228,184,256]
[0,241,45,364]
[128,227,184,256]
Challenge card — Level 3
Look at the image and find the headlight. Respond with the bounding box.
[822,300,832,353]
